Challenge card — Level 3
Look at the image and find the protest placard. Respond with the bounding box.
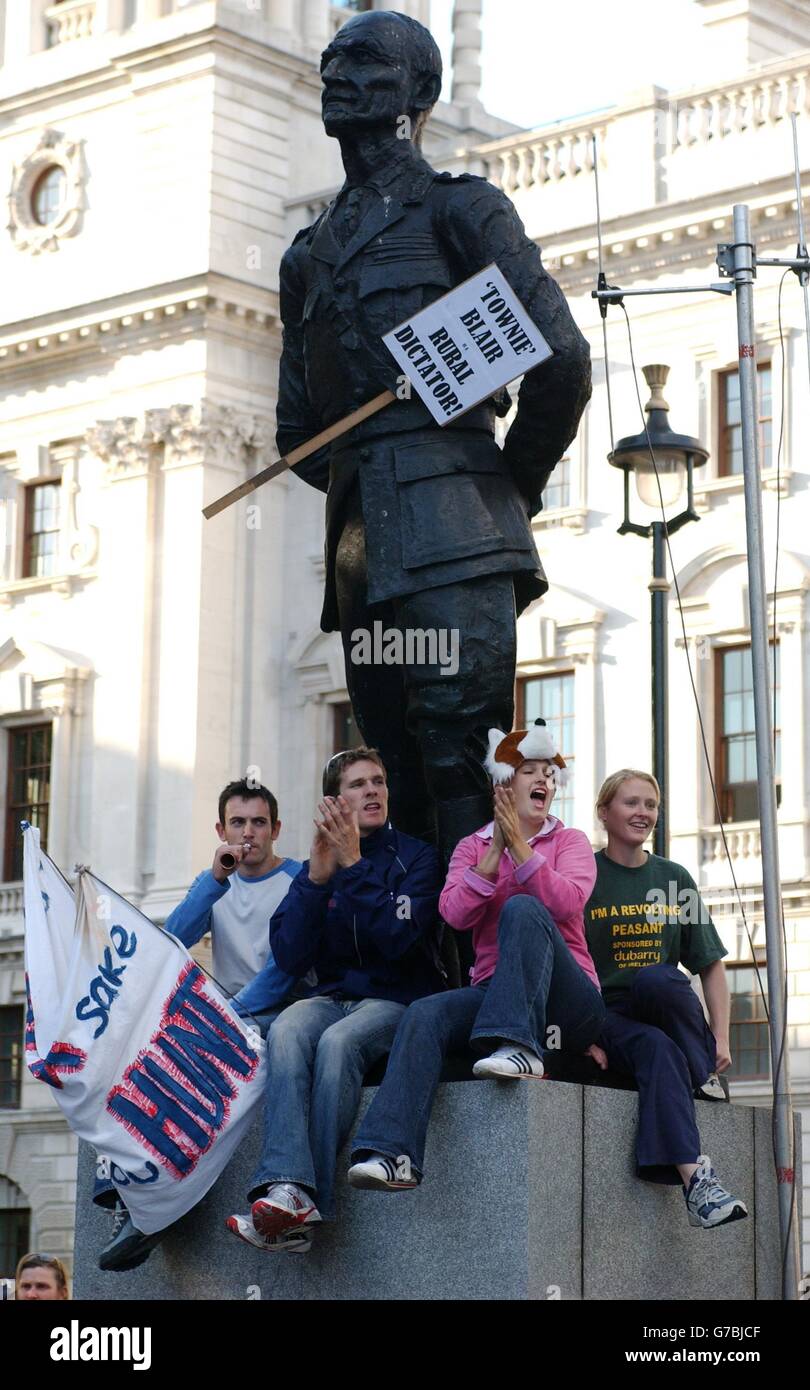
[382,262,553,424]
[202,262,552,518]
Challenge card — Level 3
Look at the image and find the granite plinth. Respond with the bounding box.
[72,1081,798,1301]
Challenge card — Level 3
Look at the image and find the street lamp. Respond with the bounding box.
[609,364,708,856]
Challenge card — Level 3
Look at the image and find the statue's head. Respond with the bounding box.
[320,11,442,147]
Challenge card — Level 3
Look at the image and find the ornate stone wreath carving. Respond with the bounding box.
[7,128,85,254]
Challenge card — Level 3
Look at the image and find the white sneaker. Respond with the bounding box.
[694,1072,730,1103]
[347,1154,417,1191]
[251,1182,321,1238]
[225,1213,313,1253]
[684,1156,748,1229]
[472,1045,545,1079]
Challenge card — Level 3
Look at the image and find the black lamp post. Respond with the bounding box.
[609,364,708,857]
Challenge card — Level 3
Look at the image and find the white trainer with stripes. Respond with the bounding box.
[347,1153,418,1191]
[225,1213,313,1253]
[472,1045,545,1079]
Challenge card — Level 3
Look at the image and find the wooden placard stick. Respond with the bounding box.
[202,389,396,520]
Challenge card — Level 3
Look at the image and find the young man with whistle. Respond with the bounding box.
[163,778,303,1021]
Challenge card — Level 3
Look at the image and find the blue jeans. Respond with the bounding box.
[248,995,406,1220]
[599,964,717,1184]
[352,895,606,1178]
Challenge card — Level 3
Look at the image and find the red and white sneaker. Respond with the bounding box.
[226,1213,313,1253]
[251,1182,321,1239]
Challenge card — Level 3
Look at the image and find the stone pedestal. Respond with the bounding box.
[72,1080,799,1301]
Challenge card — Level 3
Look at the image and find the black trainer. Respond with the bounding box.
[98,1199,165,1272]
[694,1072,730,1102]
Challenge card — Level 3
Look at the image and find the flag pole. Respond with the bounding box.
[730,203,799,1301]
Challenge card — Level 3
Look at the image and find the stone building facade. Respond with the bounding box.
[0,0,808,1284]
[0,0,512,1280]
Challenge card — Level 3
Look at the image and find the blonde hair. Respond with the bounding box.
[596,769,660,819]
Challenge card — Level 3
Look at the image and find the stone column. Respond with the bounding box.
[94,0,130,33]
[130,401,276,923]
[566,627,602,840]
[266,0,295,29]
[40,669,90,874]
[451,0,483,108]
[84,415,162,901]
[131,0,168,22]
[3,1,37,61]
[774,614,806,830]
[374,0,430,20]
[301,0,329,52]
[0,458,22,585]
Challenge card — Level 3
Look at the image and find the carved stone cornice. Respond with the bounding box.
[158,401,273,471]
[85,416,161,481]
[542,195,805,298]
[86,400,274,480]
[0,288,279,376]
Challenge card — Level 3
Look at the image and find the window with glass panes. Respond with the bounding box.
[517,673,575,823]
[3,724,52,881]
[718,364,772,475]
[23,481,60,578]
[541,456,571,511]
[31,166,66,227]
[726,961,769,1080]
[0,1007,23,1109]
[0,1178,30,1280]
[332,701,363,755]
[716,644,780,822]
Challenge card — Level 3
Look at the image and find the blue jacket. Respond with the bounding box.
[245,824,444,1008]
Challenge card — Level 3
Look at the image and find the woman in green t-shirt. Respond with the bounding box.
[585,768,748,1230]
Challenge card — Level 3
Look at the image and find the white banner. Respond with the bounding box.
[382,262,553,426]
[22,824,266,1235]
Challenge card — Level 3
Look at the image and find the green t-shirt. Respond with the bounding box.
[585,850,727,1005]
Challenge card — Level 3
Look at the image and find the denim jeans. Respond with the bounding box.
[599,963,717,1184]
[248,994,406,1220]
[352,895,606,1179]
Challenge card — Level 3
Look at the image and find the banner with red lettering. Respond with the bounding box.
[23,824,266,1234]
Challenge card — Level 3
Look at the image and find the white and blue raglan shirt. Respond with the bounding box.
[164,858,304,1011]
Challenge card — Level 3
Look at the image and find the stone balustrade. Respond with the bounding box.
[701,823,762,865]
[45,0,96,46]
[670,63,810,149]
[0,882,23,928]
[451,51,810,239]
[477,119,606,196]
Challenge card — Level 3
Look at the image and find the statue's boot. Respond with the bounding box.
[436,793,493,987]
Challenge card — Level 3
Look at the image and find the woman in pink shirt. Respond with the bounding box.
[347,720,606,1192]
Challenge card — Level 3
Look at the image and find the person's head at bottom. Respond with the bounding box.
[15,1253,69,1300]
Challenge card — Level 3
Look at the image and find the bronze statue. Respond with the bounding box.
[277,9,591,869]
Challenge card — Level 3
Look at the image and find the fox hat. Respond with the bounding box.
[484,718,569,786]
